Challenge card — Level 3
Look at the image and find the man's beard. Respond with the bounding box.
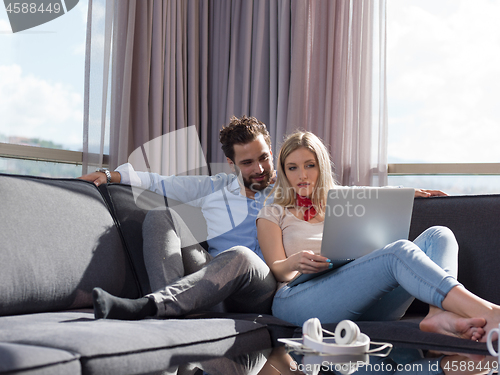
[234,166,272,192]
[243,172,271,192]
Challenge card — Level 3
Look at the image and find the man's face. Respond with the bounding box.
[227,135,274,193]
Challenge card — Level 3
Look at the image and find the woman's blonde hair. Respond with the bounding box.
[270,131,336,214]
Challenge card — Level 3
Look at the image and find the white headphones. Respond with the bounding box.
[279,318,392,357]
[279,319,392,375]
[302,318,370,355]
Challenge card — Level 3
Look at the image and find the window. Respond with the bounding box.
[387,0,500,194]
[0,0,89,177]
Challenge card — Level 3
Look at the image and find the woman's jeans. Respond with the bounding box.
[272,226,460,326]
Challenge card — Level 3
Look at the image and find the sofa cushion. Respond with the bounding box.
[0,311,271,374]
[0,342,80,375]
[0,174,141,316]
[100,183,208,295]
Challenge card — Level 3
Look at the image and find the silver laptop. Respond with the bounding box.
[288,187,415,287]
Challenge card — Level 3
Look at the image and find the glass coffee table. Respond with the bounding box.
[157,318,499,375]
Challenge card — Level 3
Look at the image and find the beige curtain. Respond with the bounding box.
[83,0,388,186]
[109,0,209,176]
[207,0,293,168]
[285,0,388,186]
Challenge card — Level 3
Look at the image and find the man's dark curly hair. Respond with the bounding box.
[219,115,272,161]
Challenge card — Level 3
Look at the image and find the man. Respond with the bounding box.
[82,115,275,260]
[81,116,279,320]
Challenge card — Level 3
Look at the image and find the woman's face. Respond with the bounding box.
[283,147,319,198]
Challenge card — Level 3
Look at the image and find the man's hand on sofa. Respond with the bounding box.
[78,171,121,186]
[414,189,448,198]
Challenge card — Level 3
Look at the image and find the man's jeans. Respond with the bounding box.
[142,208,276,317]
[273,226,460,326]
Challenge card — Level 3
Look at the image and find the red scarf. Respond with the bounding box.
[296,194,317,221]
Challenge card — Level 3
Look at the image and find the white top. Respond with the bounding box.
[257,204,324,258]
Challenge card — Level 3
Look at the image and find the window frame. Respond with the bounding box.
[0,143,108,167]
[2,144,498,182]
[388,163,500,176]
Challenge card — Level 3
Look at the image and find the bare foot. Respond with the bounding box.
[420,310,486,341]
[479,309,500,343]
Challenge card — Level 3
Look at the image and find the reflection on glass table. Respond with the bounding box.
[281,346,499,375]
[140,345,499,375]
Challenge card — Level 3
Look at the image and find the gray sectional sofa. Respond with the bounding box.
[0,173,295,374]
[1,172,499,374]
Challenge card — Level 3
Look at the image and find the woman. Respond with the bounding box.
[257,131,499,341]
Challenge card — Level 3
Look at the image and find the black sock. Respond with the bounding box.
[92,287,158,320]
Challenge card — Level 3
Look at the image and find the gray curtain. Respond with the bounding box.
[83,0,387,186]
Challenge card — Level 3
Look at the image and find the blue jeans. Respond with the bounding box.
[272,226,460,326]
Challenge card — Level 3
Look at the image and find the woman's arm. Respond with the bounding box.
[257,218,331,282]
[414,188,448,197]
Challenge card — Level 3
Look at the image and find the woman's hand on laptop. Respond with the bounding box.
[414,189,448,198]
[289,250,332,274]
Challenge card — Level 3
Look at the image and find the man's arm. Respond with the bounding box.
[78,163,228,205]
[79,171,121,187]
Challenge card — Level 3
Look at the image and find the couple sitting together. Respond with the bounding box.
[81,116,498,342]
